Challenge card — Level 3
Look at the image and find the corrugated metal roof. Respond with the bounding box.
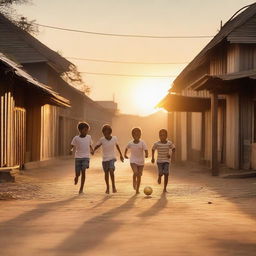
[0,14,73,73]
[0,53,70,107]
[172,3,256,92]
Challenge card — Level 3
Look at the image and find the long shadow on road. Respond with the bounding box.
[49,195,138,255]
[0,196,77,250]
[138,193,168,218]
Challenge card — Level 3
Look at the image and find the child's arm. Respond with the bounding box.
[145,150,149,158]
[124,148,129,159]
[151,149,155,163]
[90,145,94,155]
[70,145,74,155]
[94,144,101,152]
[116,145,124,162]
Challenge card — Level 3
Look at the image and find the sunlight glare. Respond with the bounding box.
[133,79,170,116]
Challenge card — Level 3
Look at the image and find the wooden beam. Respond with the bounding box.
[211,92,219,176]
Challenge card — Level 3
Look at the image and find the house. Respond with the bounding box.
[0,13,114,166]
[0,53,70,169]
[158,3,256,175]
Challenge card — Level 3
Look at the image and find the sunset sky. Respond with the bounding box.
[16,0,255,115]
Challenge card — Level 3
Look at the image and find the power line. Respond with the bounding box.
[66,56,189,65]
[35,23,214,39]
[80,71,177,78]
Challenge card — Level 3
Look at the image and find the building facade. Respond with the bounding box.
[158,4,256,174]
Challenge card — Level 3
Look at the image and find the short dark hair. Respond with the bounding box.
[159,129,168,135]
[102,124,112,133]
[77,122,89,131]
[132,127,141,134]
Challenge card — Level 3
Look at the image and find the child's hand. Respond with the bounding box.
[151,158,155,164]
[120,156,124,162]
[90,149,94,155]
[167,153,171,159]
[124,155,129,159]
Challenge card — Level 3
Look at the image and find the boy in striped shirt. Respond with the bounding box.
[151,129,175,193]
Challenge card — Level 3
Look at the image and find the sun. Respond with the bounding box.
[133,78,171,116]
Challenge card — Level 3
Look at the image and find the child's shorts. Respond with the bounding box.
[130,163,144,176]
[157,162,170,176]
[102,159,116,172]
[75,158,90,176]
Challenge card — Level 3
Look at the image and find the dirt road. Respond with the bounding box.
[0,158,255,256]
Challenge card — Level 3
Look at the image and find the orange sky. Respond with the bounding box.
[16,0,255,115]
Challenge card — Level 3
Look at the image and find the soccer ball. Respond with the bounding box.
[144,186,153,196]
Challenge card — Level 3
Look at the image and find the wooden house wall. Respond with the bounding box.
[40,104,59,160]
[226,93,240,169]
[204,110,211,164]
[239,44,256,71]
[210,46,227,75]
[0,83,26,167]
[239,85,254,169]
[180,112,187,161]
[227,44,240,73]
[252,87,256,169]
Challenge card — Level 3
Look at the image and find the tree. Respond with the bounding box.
[0,0,38,34]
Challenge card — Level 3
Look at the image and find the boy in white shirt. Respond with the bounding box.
[151,129,175,193]
[71,122,94,194]
[124,128,148,194]
[94,124,124,194]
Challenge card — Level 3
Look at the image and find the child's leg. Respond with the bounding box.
[74,159,81,185]
[79,169,86,193]
[74,174,79,185]
[158,175,162,184]
[136,166,143,194]
[157,163,163,184]
[104,170,110,194]
[133,173,137,190]
[130,164,137,190]
[163,163,170,192]
[109,169,117,192]
[163,174,168,192]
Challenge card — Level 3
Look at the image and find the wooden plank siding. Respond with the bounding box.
[0,86,26,167]
[227,14,256,44]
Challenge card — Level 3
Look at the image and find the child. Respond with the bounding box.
[124,128,148,194]
[151,129,175,193]
[71,122,94,194]
[94,124,124,194]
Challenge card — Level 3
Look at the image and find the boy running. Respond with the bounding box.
[71,122,94,194]
[124,128,148,194]
[151,129,175,193]
[94,124,124,194]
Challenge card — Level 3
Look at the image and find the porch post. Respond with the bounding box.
[211,91,219,176]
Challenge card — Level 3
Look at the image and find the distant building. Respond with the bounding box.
[0,14,114,167]
[96,101,118,115]
[158,3,256,175]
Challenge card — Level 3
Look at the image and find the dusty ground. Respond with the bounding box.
[0,157,255,256]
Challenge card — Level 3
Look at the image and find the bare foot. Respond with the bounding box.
[79,190,84,194]
[74,176,78,185]
[158,176,161,184]
[105,189,110,194]
[136,191,140,195]
[113,187,117,193]
[163,189,167,193]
